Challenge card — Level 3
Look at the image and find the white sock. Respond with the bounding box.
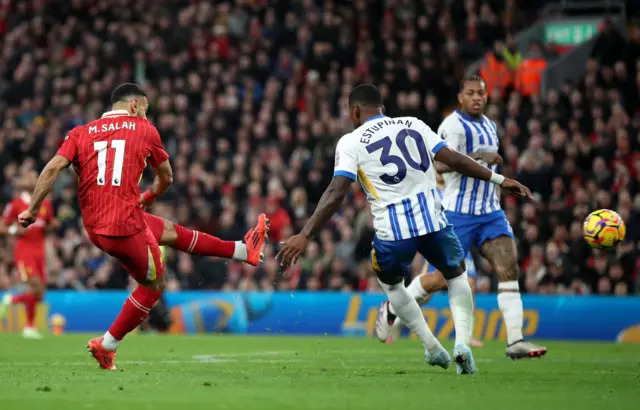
[445,272,474,346]
[378,279,441,354]
[471,314,477,340]
[232,241,248,261]
[497,281,524,345]
[407,274,429,301]
[102,331,121,351]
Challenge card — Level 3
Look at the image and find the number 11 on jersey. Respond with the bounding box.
[94,140,126,186]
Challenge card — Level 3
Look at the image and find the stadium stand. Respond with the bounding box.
[0,0,637,296]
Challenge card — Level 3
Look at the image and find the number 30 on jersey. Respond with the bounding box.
[366,129,430,185]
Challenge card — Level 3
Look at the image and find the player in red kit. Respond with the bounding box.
[18,83,269,369]
[0,171,57,339]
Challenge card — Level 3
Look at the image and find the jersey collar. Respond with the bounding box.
[363,114,386,123]
[101,110,131,118]
[456,109,483,123]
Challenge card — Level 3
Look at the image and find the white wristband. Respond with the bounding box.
[489,172,505,185]
[8,225,17,235]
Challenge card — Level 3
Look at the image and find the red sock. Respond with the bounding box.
[108,286,162,340]
[173,223,236,259]
[11,292,39,327]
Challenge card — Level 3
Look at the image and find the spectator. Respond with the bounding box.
[591,19,625,67]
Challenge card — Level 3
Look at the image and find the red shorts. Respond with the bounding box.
[87,227,164,284]
[144,212,165,243]
[14,256,46,283]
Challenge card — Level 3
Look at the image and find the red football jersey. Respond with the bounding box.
[56,110,169,237]
[3,193,53,258]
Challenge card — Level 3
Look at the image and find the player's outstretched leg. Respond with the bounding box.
[480,236,547,359]
[0,276,45,339]
[145,213,269,266]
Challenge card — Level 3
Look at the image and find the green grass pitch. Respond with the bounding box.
[0,334,639,410]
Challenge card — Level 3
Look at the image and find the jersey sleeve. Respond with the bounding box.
[333,135,358,181]
[147,126,169,168]
[2,200,18,225]
[56,130,78,162]
[436,119,466,153]
[417,120,447,156]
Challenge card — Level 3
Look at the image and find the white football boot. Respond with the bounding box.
[506,340,547,360]
[22,327,43,339]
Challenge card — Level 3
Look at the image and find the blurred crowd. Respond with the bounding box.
[0,0,637,295]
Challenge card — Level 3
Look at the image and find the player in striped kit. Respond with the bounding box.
[278,84,533,374]
[377,76,547,359]
[382,182,485,348]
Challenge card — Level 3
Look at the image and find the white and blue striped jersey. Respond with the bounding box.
[437,110,501,215]
[334,115,448,241]
[421,187,477,276]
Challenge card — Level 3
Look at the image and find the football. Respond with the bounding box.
[583,209,626,249]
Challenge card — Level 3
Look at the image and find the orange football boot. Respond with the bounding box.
[244,213,269,266]
[87,336,117,370]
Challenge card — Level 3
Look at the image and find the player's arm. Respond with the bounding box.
[302,176,352,238]
[421,122,530,198]
[435,152,502,173]
[434,146,530,198]
[139,127,172,210]
[19,155,70,227]
[139,159,173,210]
[277,135,357,267]
[152,159,174,193]
[433,121,502,173]
[277,176,352,267]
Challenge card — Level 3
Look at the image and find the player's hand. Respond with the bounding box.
[479,152,503,165]
[500,178,533,199]
[138,190,157,211]
[18,210,36,228]
[276,234,310,268]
